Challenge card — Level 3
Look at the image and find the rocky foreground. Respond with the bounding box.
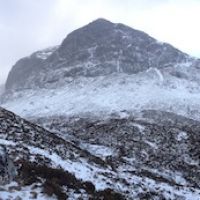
[0,107,200,199]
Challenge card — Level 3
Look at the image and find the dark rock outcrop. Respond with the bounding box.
[5,18,190,90]
[0,145,16,184]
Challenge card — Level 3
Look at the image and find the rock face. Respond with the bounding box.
[5,18,190,90]
[5,46,59,90]
[0,145,9,184]
[0,145,15,184]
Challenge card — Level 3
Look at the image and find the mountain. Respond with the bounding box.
[5,18,192,90]
[2,19,200,120]
[2,18,200,199]
[1,107,200,199]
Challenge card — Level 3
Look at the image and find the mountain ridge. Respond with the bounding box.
[5,18,191,90]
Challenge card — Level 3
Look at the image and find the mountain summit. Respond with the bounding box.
[6,18,190,90]
[2,19,200,120]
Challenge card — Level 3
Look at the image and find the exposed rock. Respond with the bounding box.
[1,107,200,199]
[5,18,191,90]
[0,145,16,185]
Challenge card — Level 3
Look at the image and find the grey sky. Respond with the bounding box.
[0,0,200,84]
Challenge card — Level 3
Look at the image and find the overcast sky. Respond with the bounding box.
[0,0,200,84]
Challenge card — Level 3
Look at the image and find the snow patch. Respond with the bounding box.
[0,138,112,190]
[3,72,200,121]
[177,131,188,141]
[80,143,115,158]
[34,46,59,60]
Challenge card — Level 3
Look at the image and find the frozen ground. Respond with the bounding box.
[2,68,200,120]
[1,104,200,199]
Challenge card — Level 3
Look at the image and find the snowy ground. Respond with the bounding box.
[2,62,200,199]
[1,106,200,199]
[2,69,200,120]
[0,182,56,200]
[1,137,200,200]
[0,138,112,191]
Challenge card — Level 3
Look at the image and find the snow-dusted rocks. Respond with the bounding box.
[0,107,127,199]
[3,71,200,120]
[0,145,15,185]
[33,109,200,200]
[1,106,200,199]
[0,145,9,184]
[5,46,59,90]
[5,18,191,90]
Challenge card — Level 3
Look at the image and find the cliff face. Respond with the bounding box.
[5,46,58,90]
[5,19,190,90]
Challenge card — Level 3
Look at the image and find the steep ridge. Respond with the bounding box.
[5,18,191,90]
[1,107,200,199]
[5,46,59,90]
[0,107,126,199]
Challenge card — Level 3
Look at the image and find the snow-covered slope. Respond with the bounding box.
[0,107,126,199]
[2,67,200,120]
[1,107,200,199]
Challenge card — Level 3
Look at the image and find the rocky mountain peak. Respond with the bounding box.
[57,18,119,60]
[81,18,114,31]
[90,18,113,24]
[5,18,191,90]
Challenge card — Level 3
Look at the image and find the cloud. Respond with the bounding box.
[0,0,200,84]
